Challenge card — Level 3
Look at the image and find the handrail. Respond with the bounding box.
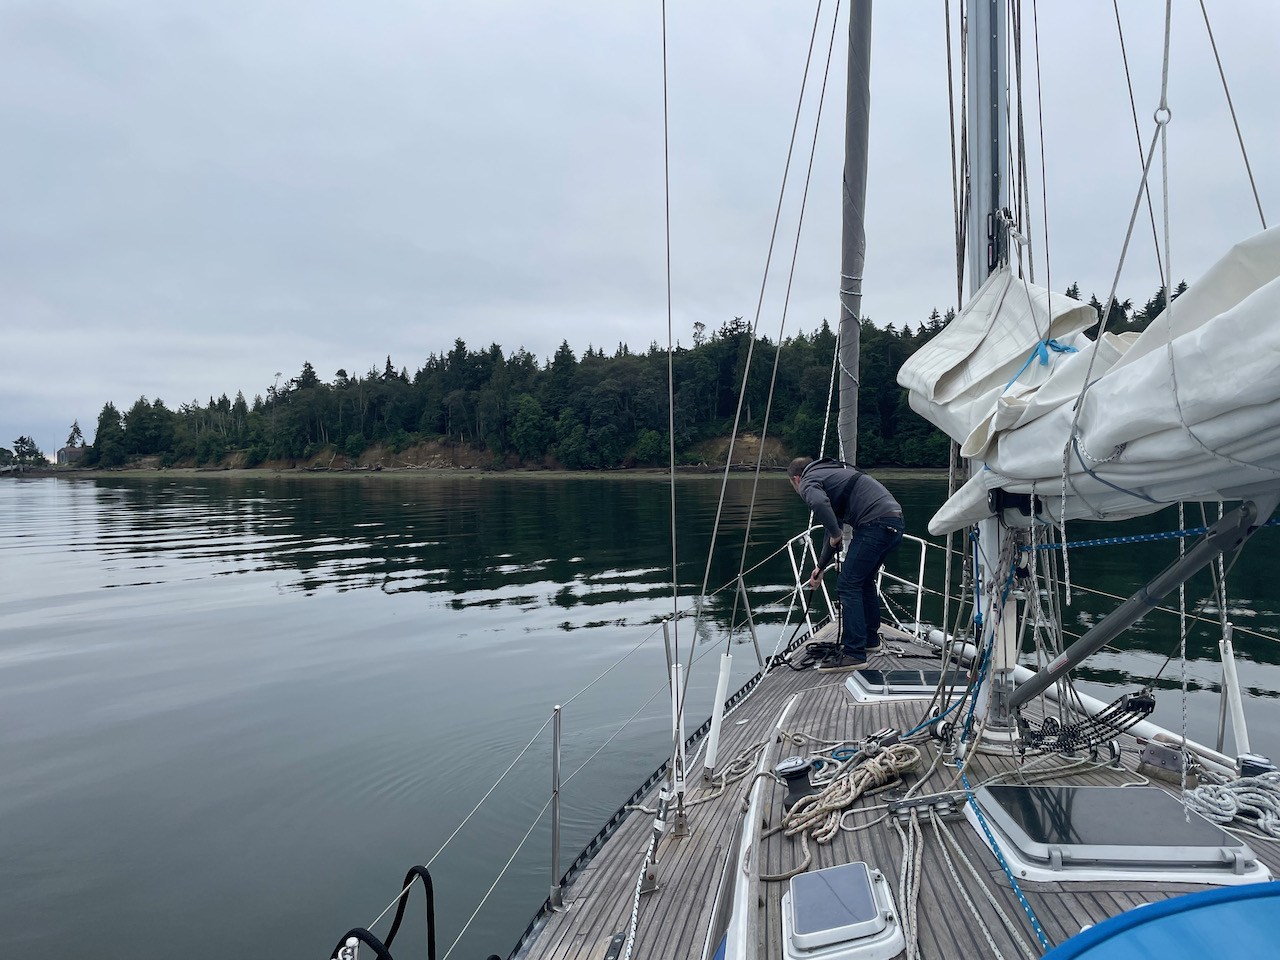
[876,533,930,632]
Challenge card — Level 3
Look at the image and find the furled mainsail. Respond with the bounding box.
[899,227,1280,535]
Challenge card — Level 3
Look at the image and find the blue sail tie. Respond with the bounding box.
[1005,338,1078,391]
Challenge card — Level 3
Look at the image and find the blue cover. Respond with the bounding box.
[1043,882,1280,959]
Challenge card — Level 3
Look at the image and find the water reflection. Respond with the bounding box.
[75,476,813,623]
[73,474,1280,661]
[4,474,1280,960]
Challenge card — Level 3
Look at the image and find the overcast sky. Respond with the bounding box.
[2,1,1277,456]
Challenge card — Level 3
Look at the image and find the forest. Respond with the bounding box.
[71,281,1182,472]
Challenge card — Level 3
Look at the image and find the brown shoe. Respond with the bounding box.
[816,653,867,673]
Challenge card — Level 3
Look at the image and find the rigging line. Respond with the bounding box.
[938,0,965,675]
[366,627,662,929]
[958,3,970,303]
[733,0,843,642]
[944,0,962,309]
[1160,2,1181,505]
[1057,119,1163,557]
[1010,0,1035,285]
[661,0,680,669]
[1030,0,1050,301]
[1061,125,1158,415]
[1112,0,1166,288]
[727,528,819,587]
[422,712,552,870]
[819,325,840,458]
[1002,2,1020,277]
[1180,501,1189,808]
[1153,543,1247,682]
[441,794,555,960]
[641,525,821,626]
[685,0,827,720]
[564,676,671,788]
[1063,580,1280,649]
[1156,15,1280,482]
[1159,0,1172,109]
[1199,0,1266,228]
[1068,438,1159,505]
[560,621,663,710]
[370,620,665,918]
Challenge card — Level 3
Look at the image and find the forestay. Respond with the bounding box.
[898,226,1280,534]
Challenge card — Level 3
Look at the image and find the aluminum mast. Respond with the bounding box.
[966,0,1014,728]
[837,1,873,464]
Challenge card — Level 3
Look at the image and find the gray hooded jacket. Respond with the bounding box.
[797,459,902,569]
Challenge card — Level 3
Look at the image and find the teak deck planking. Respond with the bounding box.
[516,625,1280,959]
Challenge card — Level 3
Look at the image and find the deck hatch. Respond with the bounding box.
[976,784,1249,869]
[787,862,882,948]
[781,861,904,958]
[846,668,968,702]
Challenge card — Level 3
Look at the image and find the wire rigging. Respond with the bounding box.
[661,0,680,672]
[731,0,842,649]
[1197,0,1268,230]
[685,0,827,721]
[1029,0,1051,301]
[1112,0,1167,289]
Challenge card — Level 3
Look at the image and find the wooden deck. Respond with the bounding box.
[514,625,1280,959]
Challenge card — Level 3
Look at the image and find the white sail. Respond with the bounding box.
[899,226,1280,535]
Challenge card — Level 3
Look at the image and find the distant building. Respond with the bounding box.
[57,446,87,465]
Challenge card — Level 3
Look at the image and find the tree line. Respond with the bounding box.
[69,281,1180,472]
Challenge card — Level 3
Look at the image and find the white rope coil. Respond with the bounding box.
[1185,772,1280,838]
[783,744,922,844]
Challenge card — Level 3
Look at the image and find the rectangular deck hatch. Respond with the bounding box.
[790,862,882,946]
[977,785,1250,870]
[781,861,904,959]
[846,668,967,703]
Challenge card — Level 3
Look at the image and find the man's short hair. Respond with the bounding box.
[788,457,813,481]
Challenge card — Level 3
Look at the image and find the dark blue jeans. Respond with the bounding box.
[837,516,905,658]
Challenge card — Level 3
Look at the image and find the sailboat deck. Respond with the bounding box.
[515,626,1280,959]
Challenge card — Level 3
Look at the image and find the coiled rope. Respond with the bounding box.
[1184,772,1280,838]
[783,743,922,844]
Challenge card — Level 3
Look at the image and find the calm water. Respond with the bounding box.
[3,474,1280,958]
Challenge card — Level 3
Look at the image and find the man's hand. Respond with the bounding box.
[830,535,843,549]
[808,567,823,589]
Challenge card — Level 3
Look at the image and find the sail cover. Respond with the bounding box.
[899,227,1280,535]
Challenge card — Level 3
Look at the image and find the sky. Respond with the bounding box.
[1,0,1277,456]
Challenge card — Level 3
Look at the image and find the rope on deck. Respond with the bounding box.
[783,743,922,843]
[1185,771,1280,838]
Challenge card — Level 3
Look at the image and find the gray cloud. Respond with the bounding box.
[2,1,1276,455]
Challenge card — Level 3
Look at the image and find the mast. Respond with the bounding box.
[966,0,1015,730]
[837,1,873,464]
[966,0,1009,297]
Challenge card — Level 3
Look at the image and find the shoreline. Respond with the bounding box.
[5,465,950,483]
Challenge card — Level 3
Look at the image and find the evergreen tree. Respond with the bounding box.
[86,402,126,467]
[12,436,44,464]
[295,361,320,390]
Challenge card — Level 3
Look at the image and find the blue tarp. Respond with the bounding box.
[1044,882,1280,959]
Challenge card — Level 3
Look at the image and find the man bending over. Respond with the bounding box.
[789,457,904,672]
